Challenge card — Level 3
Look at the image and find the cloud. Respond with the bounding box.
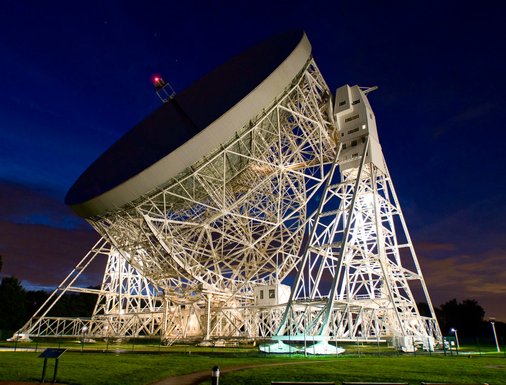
[0,180,106,291]
[413,205,506,321]
[414,197,506,252]
[0,180,87,230]
[0,220,104,288]
[433,102,496,137]
[415,241,457,253]
[420,249,506,320]
[450,103,496,123]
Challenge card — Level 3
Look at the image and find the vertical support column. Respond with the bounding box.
[206,294,212,340]
[161,295,169,341]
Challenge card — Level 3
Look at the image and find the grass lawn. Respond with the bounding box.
[0,339,501,355]
[0,351,302,385]
[212,355,506,385]
[0,339,260,354]
[0,346,504,385]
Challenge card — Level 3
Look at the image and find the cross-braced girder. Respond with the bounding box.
[89,60,336,307]
[18,63,441,351]
[275,134,441,349]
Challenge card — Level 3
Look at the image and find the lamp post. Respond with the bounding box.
[211,365,220,385]
[490,318,500,353]
[81,326,88,353]
[357,330,362,356]
[450,328,459,349]
[103,325,109,352]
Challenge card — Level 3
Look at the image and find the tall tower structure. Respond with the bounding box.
[273,85,441,352]
[16,31,441,352]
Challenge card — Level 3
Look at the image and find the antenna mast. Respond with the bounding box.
[152,75,176,103]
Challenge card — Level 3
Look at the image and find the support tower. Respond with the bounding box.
[16,31,441,352]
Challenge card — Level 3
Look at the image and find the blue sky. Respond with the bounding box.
[0,0,505,321]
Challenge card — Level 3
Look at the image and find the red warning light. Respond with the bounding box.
[152,74,166,91]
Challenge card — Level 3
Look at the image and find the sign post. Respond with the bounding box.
[39,348,66,383]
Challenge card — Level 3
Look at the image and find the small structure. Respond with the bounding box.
[255,284,291,306]
[39,348,66,383]
[6,333,31,342]
[259,340,299,354]
[305,341,345,355]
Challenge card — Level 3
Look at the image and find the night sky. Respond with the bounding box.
[1,1,505,322]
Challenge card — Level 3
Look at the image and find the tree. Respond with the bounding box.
[24,290,50,320]
[48,291,97,317]
[0,276,27,331]
[439,298,485,338]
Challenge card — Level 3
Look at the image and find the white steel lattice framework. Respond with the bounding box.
[90,59,337,340]
[271,84,442,351]
[18,57,441,350]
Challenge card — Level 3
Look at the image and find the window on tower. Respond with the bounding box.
[345,114,359,123]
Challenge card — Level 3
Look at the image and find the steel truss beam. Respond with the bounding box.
[18,61,441,351]
[84,59,337,339]
[16,239,169,339]
[275,137,441,349]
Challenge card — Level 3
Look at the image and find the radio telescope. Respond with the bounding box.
[18,31,441,352]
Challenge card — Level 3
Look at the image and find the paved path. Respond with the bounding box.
[150,360,327,385]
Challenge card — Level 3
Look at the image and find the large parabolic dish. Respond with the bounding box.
[20,30,441,347]
[66,30,337,302]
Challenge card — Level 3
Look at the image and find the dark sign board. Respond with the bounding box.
[39,348,67,359]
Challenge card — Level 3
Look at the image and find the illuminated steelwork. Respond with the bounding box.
[272,85,441,353]
[17,32,441,352]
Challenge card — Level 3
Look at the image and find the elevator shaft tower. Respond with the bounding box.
[275,85,441,351]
